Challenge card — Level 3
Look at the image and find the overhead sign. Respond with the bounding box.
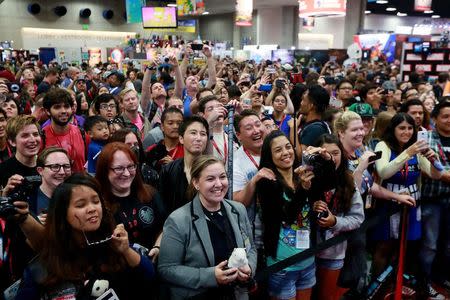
[177,0,205,16]
[126,0,145,23]
[414,0,432,12]
[298,0,347,18]
[235,0,253,26]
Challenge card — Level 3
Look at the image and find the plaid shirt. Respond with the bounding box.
[421,129,450,202]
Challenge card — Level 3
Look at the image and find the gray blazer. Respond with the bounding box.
[158,195,257,300]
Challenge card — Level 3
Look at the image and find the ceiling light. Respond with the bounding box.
[424,10,434,14]
[376,0,388,4]
[202,11,209,15]
[386,7,397,11]
[397,12,407,17]
[167,3,177,7]
[365,10,371,14]
[431,15,440,18]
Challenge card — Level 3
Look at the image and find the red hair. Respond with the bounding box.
[95,142,153,214]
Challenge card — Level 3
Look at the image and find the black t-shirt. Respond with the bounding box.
[0,156,38,188]
[111,192,166,249]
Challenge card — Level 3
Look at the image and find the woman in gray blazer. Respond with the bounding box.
[158,155,257,299]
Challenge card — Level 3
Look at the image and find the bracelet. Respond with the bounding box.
[151,245,160,250]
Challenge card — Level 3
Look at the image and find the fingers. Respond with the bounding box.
[217,260,228,268]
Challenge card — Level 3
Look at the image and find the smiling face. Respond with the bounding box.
[339,119,365,151]
[108,150,136,196]
[67,185,103,233]
[193,162,228,209]
[237,115,265,154]
[394,120,414,147]
[10,124,41,159]
[270,135,294,170]
[37,152,72,191]
[49,102,72,127]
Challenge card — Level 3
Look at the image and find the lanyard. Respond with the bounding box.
[169,145,180,160]
[211,133,228,162]
[437,142,449,163]
[243,148,259,169]
[276,114,287,130]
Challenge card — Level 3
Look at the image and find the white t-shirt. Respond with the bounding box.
[233,146,263,248]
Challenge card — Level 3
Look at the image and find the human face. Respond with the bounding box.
[0,113,6,138]
[151,83,167,100]
[407,105,424,127]
[67,185,103,233]
[162,112,183,139]
[186,76,199,91]
[203,100,224,124]
[2,100,18,119]
[237,115,264,153]
[365,88,381,105]
[394,120,414,147]
[10,124,41,158]
[435,107,450,136]
[337,83,353,101]
[300,91,312,115]
[129,71,136,81]
[76,80,87,92]
[273,95,287,113]
[98,87,109,95]
[26,85,36,99]
[37,152,71,192]
[262,119,277,134]
[423,98,435,113]
[179,122,208,155]
[121,91,139,113]
[405,89,419,100]
[393,89,402,104]
[219,88,229,105]
[122,133,138,149]
[339,119,365,151]
[49,102,72,126]
[23,69,34,81]
[98,99,117,120]
[361,117,374,137]
[89,122,109,141]
[193,162,228,210]
[322,143,342,169]
[167,98,184,111]
[271,136,294,170]
[80,95,88,111]
[251,93,263,108]
[108,150,136,196]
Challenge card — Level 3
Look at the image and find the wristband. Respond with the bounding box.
[151,245,160,250]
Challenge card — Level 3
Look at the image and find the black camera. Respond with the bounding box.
[315,210,329,219]
[302,153,320,167]
[275,79,285,89]
[0,175,41,218]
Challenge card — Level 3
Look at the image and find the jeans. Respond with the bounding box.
[419,202,450,281]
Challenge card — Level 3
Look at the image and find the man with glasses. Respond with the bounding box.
[93,93,118,121]
[334,79,354,109]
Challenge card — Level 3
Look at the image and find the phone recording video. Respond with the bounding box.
[368,151,382,163]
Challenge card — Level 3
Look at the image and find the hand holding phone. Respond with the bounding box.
[368,151,382,163]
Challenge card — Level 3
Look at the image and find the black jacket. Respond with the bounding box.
[159,158,191,214]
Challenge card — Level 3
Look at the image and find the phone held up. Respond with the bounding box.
[368,151,382,163]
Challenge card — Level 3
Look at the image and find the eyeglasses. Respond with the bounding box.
[82,230,112,247]
[99,103,117,110]
[44,164,71,172]
[110,164,137,175]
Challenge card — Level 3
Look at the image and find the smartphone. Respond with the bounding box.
[369,151,382,163]
[417,131,428,142]
[191,44,204,51]
[258,84,272,92]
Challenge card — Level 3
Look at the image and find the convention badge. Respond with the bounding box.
[97,288,119,300]
[244,236,251,253]
[3,279,21,300]
[296,229,310,249]
[365,193,372,209]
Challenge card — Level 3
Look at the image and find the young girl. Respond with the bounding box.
[16,174,154,299]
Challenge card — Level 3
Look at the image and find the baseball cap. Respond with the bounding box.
[93,68,102,75]
[381,80,396,91]
[348,103,374,118]
[102,70,112,79]
[0,70,15,83]
[282,63,293,71]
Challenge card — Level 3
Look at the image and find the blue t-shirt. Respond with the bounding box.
[272,114,292,137]
[87,140,105,174]
[182,88,192,117]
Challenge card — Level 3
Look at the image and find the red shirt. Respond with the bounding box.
[42,124,86,173]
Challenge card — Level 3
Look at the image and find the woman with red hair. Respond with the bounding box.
[95,142,166,262]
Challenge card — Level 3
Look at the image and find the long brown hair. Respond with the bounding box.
[95,142,154,215]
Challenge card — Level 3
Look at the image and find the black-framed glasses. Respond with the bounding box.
[100,103,116,110]
[82,230,112,246]
[44,164,71,172]
[110,164,137,175]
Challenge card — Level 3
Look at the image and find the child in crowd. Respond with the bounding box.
[84,115,110,174]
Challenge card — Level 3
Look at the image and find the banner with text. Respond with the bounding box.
[298,0,346,18]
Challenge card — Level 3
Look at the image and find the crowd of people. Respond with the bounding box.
[0,43,449,300]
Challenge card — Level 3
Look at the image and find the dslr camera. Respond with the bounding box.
[0,175,41,218]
